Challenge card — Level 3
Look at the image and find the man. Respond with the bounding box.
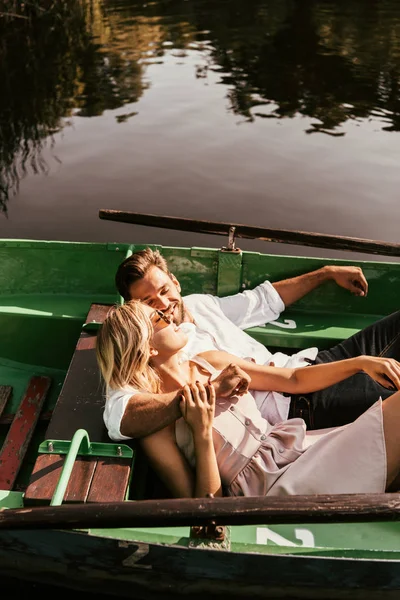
[112,248,400,438]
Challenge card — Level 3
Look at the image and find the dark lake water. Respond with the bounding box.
[1,0,400,261]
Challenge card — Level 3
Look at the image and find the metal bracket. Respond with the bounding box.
[190,522,226,542]
[221,226,241,253]
[82,320,103,332]
[217,247,243,297]
[188,493,229,546]
[39,438,134,459]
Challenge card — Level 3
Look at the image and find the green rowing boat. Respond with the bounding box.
[1,211,400,599]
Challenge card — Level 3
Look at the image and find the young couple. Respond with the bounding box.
[96,249,400,498]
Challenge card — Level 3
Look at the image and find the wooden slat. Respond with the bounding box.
[62,458,97,503]
[0,386,12,420]
[45,303,113,443]
[24,454,63,503]
[85,303,113,325]
[0,409,52,425]
[0,376,51,490]
[87,458,131,503]
[24,454,97,504]
[99,209,400,257]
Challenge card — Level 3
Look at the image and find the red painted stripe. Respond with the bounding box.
[0,376,51,490]
[0,386,12,420]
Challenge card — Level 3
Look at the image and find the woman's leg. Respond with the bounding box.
[381,390,400,489]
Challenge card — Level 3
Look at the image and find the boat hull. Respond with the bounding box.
[1,528,400,599]
[2,238,400,597]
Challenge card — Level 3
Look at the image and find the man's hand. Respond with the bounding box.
[272,265,369,307]
[211,363,251,398]
[326,266,368,297]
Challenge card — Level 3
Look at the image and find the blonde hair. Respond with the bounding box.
[96,300,161,393]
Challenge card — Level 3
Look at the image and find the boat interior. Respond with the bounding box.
[1,239,399,510]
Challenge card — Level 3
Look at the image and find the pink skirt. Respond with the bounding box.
[228,399,386,496]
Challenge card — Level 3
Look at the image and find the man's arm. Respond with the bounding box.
[272,265,368,307]
[120,390,182,439]
[119,366,250,439]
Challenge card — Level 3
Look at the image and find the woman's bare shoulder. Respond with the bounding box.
[197,350,238,368]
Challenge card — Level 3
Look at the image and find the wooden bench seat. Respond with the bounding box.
[25,453,132,505]
[25,303,134,505]
[44,303,113,443]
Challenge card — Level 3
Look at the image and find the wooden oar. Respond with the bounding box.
[99,209,400,257]
[2,493,400,530]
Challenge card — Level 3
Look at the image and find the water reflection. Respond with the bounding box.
[211,0,400,135]
[1,0,400,211]
[0,0,146,209]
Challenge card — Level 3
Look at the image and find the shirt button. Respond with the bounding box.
[245,419,250,426]
[260,434,266,441]
[278,448,284,454]
[230,406,235,411]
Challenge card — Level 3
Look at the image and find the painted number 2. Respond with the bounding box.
[256,527,315,547]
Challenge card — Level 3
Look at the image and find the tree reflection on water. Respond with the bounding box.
[0,0,145,211]
[201,0,400,135]
[1,0,400,211]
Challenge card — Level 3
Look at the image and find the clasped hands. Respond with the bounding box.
[179,364,250,435]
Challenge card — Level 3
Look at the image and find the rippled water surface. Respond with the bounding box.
[1,0,400,258]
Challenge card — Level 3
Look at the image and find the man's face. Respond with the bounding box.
[128,266,185,325]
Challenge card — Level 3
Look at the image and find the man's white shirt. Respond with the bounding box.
[182,282,318,424]
[104,281,318,440]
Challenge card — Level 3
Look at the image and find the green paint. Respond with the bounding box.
[39,438,134,459]
[0,491,24,509]
[217,250,243,296]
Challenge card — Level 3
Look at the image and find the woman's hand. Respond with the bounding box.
[180,382,215,439]
[359,356,400,390]
[211,363,251,398]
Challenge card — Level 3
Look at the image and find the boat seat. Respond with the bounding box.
[24,303,135,505]
[245,311,382,351]
[44,302,113,443]
[24,451,133,505]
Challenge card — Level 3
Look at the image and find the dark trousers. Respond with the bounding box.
[290,310,400,429]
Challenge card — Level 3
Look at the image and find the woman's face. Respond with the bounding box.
[141,304,188,354]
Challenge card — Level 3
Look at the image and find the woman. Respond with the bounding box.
[96,300,400,499]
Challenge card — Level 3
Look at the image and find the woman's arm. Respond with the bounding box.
[140,424,195,498]
[140,383,222,498]
[201,350,400,395]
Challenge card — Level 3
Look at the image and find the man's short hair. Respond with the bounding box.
[115,248,169,301]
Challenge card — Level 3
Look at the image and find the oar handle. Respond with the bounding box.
[99,209,400,257]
